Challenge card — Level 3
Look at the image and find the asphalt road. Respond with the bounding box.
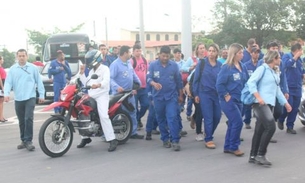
[1,96,305,183]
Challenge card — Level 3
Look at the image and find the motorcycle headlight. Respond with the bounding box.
[60,93,68,101]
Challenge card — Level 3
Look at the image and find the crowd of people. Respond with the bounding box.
[1,37,304,167]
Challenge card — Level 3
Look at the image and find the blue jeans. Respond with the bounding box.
[53,82,65,113]
[146,101,159,132]
[154,98,180,143]
[122,95,138,135]
[220,98,243,151]
[200,93,221,142]
[279,95,301,129]
[242,104,252,124]
[15,98,36,142]
[186,97,193,116]
[134,88,149,122]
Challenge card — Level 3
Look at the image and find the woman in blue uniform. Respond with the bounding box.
[216,43,249,156]
[193,43,222,149]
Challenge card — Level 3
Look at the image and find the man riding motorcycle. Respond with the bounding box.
[77,49,118,152]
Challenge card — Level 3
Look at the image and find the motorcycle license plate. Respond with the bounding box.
[46,92,54,97]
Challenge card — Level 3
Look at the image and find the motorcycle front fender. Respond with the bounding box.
[48,115,75,133]
[42,101,70,111]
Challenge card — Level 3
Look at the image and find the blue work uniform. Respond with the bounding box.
[242,60,258,125]
[145,83,159,133]
[110,58,141,136]
[216,63,249,151]
[193,58,222,142]
[279,53,304,129]
[241,49,264,63]
[48,59,71,113]
[147,60,183,143]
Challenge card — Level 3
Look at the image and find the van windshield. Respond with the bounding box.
[44,43,87,61]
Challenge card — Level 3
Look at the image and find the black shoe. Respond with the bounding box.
[255,155,272,166]
[151,130,160,135]
[77,138,92,148]
[172,142,181,151]
[17,142,25,149]
[145,132,152,140]
[277,122,284,130]
[108,139,118,152]
[179,130,187,137]
[163,141,171,148]
[130,134,144,139]
[287,128,297,134]
[270,139,277,143]
[24,141,35,151]
[249,156,257,163]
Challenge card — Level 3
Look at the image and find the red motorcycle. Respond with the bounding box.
[39,75,136,157]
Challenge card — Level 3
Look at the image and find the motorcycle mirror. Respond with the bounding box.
[91,74,98,79]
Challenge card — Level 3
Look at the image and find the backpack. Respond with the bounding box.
[185,59,205,98]
[132,56,147,69]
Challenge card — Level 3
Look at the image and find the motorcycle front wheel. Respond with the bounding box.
[39,117,73,157]
[111,109,132,144]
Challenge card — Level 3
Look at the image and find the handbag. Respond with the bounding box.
[241,67,266,105]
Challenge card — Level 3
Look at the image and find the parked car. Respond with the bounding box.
[37,60,82,101]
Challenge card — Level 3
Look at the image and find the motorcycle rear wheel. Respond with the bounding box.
[39,117,73,157]
[111,109,132,144]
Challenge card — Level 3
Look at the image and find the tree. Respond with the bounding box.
[0,48,16,68]
[292,0,305,40]
[26,23,85,55]
[192,32,214,49]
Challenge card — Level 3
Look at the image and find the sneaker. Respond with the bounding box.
[179,130,187,137]
[77,138,92,148]
[205,141,216,149]
[151,130,160,135]
[245,124,251,129]
[130,134,144,139]
[232,149,244,157]
[24,141,35,151]
[163,141,171,148]
[195,134,204,141]
[287,128,297,134]
[248,156,257,163]
[145,132,152,140]
[255,155,272,166]
[277,122,284,130]
[108,139,118,152]
[186,116,191,121]
[270,138,277,143]
[190,116,196,129]
[172,142,181,151]
[17,142,25,149]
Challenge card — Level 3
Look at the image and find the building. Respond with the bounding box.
[102,29,201,61]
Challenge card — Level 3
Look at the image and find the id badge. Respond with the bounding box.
[153,71,160,78]
[233,73,241,81]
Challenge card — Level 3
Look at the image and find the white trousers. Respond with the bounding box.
[81,94,115,141]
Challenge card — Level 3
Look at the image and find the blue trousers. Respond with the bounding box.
[200,93,221,142]
[186,97,193,116]
[145,101,159,132]
[134,88,149,122]
[242,104,252,124]
[154,98,180,143]
[279,95,301,129]
[15,98,36,142]
[220,99,243,151]
[122,95,138,135]
[53,82,65,113]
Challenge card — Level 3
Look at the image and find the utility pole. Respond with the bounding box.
[181,0,192,59]
[139,0,146,56]
[93,20,96,38]
[105,17,109,47]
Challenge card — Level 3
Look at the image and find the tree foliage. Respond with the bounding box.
[26,23,85,55]
[0,48,16,68]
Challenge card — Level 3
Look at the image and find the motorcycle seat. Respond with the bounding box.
[109,93,125,107]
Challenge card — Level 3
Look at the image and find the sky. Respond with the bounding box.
[0,0,216,53]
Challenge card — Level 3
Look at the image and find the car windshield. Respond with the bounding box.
[41,62,79,75]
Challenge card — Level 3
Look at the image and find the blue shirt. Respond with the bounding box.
[48,59,71,83]
[244,60,258,77]
[241,49,264,63]
[283,52,304,97]
[101,55,114,67]
[147,60,183,101]
[216,62,249,101]
[174,59,185,72]
[217,58,226,64]
[110,58,141,95]
[4,62,45,101]
[193,58,222,97]
[247,63,286,106]
[181,57,197,73]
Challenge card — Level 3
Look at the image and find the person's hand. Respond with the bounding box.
[59,67,64,70]
[91,84,101,89]
[117,87,124,93]
[257,96,265,105]
[38,98,45,104]
[152,82,162,90]
[49,78,53,82]
[4,96,9,102]
[225,95,231,102]
[253,43,260,49]
[294,50,303,59]
[285,103,292,113]
[132,90,137,95]
[178,95,183,104]
[284,93,289,100]
[194,96,200,104]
